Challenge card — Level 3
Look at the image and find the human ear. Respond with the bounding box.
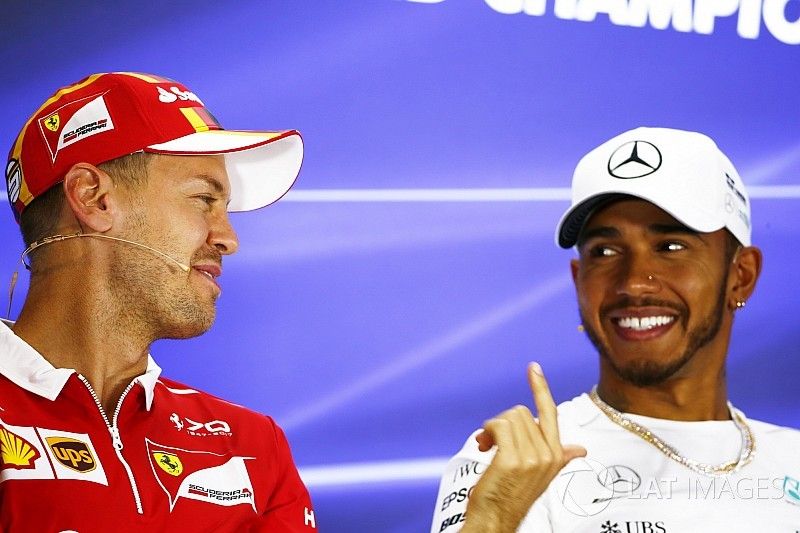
[570,258,580,284]
[62,163,116,233]
[727,246,762,310]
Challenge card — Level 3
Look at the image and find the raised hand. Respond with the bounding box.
[461,363,587,533]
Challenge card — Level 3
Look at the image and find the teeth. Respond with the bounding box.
[199,270,214,279]
[617,316,674,331]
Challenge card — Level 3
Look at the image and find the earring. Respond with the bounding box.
[647,275,654,281]
[577,324,585,332]
[735,300,746,309]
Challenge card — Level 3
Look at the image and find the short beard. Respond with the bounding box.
[107,206,220,341]
[580,280,727,388]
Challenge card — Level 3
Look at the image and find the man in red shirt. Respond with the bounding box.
[1,72,316,531]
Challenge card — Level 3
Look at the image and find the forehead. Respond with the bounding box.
[145,154,230,193]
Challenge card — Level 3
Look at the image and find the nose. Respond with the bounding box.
[615,253,661,297]
[209,211,239,256]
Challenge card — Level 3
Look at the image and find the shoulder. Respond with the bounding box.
[747,416,800,446]
[153,376,285,442]
[731,413,800,472]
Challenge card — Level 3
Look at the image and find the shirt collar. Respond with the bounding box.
[0,321,162,410]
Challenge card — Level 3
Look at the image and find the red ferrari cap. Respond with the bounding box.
[5,72,303,220]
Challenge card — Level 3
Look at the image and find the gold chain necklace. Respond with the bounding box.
[589,388,755,477]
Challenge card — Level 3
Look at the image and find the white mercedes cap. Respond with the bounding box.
[555,127,752,248]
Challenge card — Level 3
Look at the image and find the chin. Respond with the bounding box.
[606,353,693,388]
[615,361,675,387]
[160,305,217,339]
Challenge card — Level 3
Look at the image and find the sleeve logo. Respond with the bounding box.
[784,476,800,505]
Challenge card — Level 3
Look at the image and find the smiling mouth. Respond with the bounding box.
[191,266,221,291]
[197,270,215,280]
[614,315,675,331]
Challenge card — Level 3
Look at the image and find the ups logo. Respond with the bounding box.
[46,436,96,473]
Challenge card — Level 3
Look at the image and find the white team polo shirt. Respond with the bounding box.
[432,394,800,533]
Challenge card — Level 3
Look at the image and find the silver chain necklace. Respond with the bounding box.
[589,388,755,477]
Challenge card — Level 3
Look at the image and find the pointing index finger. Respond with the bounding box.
[528,362,560,451]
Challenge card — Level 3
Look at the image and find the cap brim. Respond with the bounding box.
[556,193,627,248]
[146,129,303,211]
[556,190,728,249]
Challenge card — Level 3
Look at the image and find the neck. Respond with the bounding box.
[596,358,730,421]
[12,267,152,415]
[595,379,730,421]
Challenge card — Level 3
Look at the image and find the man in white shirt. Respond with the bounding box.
[431,127,800,533]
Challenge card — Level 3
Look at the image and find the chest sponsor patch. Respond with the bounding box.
[0,420,107,485]
[46,436,97,473]
[154,451,183,476]
[1,426,40,469]
[145,439,256,512]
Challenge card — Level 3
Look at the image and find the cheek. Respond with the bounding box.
[664,262,720,304]
[575,265,606,297]
[163,211,210,248]
[574,275,603,319]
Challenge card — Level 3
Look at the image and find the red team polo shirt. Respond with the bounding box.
[0,323,316,532]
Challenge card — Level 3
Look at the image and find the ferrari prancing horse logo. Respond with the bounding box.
[153,451,183,476]
[44,113,60,132]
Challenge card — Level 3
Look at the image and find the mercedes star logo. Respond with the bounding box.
[607,140,662,179]
[593,465,641,503]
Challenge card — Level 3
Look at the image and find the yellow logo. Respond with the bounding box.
[0,427,40,469]
[46,436,96,473]
[153,452,183,476]
[44,113,60,132]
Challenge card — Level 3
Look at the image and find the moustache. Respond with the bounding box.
[191,248,223,267]
[600,297,687,318]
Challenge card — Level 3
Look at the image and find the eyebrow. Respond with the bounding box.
[577,226,619,247]
[648,223,700,236]
[191,174,225,194]
[577,223,707,247]
[648,223,708,244]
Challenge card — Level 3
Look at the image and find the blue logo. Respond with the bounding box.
[783,476,800,505]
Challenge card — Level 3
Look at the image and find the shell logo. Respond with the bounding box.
[0,426,40,470]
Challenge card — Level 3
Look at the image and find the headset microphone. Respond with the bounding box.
[19,232,191,272]
[7,232,191,319]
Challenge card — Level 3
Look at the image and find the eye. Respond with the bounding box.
[659,241,687,252]
[587,245,618,258]
[193,194,217,207]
